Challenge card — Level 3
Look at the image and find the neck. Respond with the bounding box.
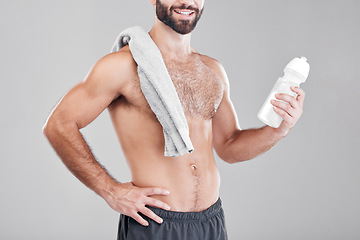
[148,19,193,59]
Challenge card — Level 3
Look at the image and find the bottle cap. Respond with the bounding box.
[285,56,310,81]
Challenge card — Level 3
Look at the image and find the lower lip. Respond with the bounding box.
[173,10,194,19]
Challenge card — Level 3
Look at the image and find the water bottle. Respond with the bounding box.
[257,56,310,128]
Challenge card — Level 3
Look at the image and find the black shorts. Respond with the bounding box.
[117,198,228,240]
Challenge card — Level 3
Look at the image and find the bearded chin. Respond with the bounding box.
[156,3,203,35]
[167,18,199,35]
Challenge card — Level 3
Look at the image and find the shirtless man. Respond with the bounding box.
[43,0,305,239]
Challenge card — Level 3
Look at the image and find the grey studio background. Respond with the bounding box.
[1,0,359,239]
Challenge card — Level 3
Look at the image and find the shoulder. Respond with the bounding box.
[95,45,137,79]
[197,53,230,89]
[84,45,138,91]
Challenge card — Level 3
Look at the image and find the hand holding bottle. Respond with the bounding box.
[258,56,310,132]
[270,85,306,137]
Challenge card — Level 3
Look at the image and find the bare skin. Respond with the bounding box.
[43,0,305,227]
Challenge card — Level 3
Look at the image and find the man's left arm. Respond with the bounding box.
[211,61,305,164]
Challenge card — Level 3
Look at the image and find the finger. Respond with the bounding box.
[143,187,170,196]
[273,106,293,124]
[131,212,149,227]
[140,207,164,224]
[271,100,296,117]
[144,197,171,210]
[291,86,306,108]
[275,93,299,109]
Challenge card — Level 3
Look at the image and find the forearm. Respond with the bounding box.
[224,125,286,163]
[43,120,118,198]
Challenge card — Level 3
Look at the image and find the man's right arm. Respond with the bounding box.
[43,52,126,196]
[42,52,170,226]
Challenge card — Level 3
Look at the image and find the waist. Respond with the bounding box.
[146,198,224,222]
[131,158,220,211]
[127,145,220,211]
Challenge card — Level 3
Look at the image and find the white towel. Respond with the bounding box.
[110,26,194,157]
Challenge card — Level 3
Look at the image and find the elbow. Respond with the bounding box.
[220,153,250,164]
[42,112,60,138]
[42,119,54,139]
[216,130,241,164]
[225,158,238,165]
[42,118,52,137]
[219,143,254,163]
[42,116,77,140]
[216,144,239,164]
[42,119,62,143]
[221,155,240,165]
[217,132,251,164]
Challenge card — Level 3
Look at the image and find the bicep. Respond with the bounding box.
[211,63,241,158]
[48,53,127,129]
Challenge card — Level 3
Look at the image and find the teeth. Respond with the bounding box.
[175,10,193,15]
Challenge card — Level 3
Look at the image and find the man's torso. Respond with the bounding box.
[107,45,225,212]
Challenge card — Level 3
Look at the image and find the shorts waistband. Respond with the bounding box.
[146,198,223,222]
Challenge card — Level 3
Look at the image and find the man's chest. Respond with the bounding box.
[164,58,224,119]
[119,55,224,120]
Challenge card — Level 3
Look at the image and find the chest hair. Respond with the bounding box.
[164,55,224,119]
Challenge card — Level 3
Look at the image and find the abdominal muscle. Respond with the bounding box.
[131,150,220,212]
[108,102,220,212]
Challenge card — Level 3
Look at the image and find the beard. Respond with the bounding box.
[156,0,204,35]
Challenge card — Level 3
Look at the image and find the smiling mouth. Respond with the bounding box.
[173,9,195,16]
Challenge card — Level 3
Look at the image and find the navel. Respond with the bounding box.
[190,163,197,171]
